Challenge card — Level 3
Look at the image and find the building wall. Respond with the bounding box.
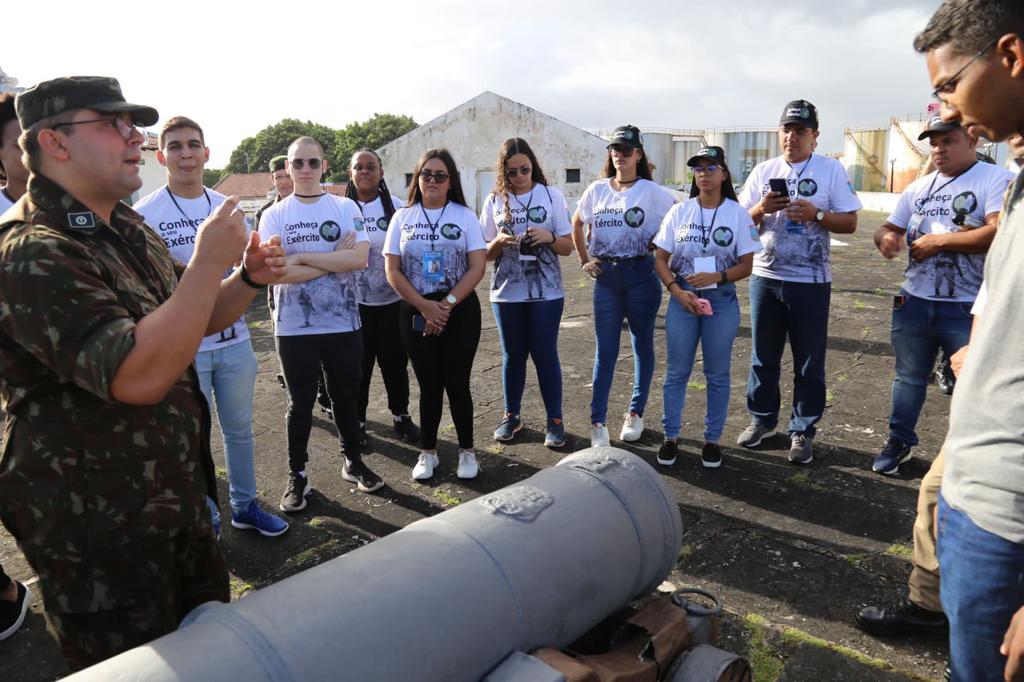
[377,92,610,215]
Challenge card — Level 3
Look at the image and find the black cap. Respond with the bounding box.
[918,115,961,140]
[779,100,818,129]
[269,155,287,172]
[687,146,727,167]
[15,76,159,130]
[607,125,643,149]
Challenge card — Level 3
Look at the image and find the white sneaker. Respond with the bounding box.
[591,423,611,447]
[620,412,644,442]
[457,450,479,479]
[412,452,439,480]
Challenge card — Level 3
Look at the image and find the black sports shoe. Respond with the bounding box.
[701,443,723,469]
[936,360,955,395]
[657,441,678,466]
[0,581,32,642]
[393,415,420,444]
[357,422,368,449]
[872,437,912,476]
[279,471,311,512]
[856,597,948,637]
[342,459,384,493]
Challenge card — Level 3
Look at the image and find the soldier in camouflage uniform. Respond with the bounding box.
[0,76,287,670]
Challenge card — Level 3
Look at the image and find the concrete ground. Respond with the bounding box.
[1,211,954,681]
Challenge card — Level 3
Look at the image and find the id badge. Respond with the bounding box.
[422,249,444,284]
[693,256,718,290]
[907,213,924,243]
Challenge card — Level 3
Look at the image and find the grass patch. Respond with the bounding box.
[679,544,695,559]
[687,381,707,390]
[743,614,785,682]
[852,299,867,310]
[247,320,265,330]
[835,373,848,383]
[788,472,810,487]
[781,625,892,671]
[433,488,462,507]
[229,576,255,600]
[442,422,456,433]
[308,516,327,528]
[884,542,913,560]
[486,443,506,456]
[873,288,888,297]
[287,539,341,569]
[215,467,228,479]
[825,389,834,403]
[842,553,866,567]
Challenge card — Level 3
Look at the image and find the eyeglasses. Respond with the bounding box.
[932,37,999,105]
[352,163,380,172]
[692,165,721,175]
[290,158,322,169]
[608,145,636,156]
[419,170,450,183]
[51,116,141,141]
[505,166,532,178]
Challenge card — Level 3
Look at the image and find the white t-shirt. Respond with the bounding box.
[354,193,404,306]
[576,178,676,259]
[258,194,367,336]
[480,184,573,303]
[0,187,16,212]
[738,154,862,284]
[653,197,762,285]
[383,201,486,296]
[135,185,251,352]
[887,163,1013,302]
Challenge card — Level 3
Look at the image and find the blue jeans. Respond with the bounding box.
[889,292,972,445]
[662,284,740,442]
[747,275,831,436]
[195,341,259,516]
[938,494,1024,681]
[590,256,661,425]
[492,298,564,419]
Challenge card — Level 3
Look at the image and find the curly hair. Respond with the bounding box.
[914,0,1024,55]
[492,138,550,233]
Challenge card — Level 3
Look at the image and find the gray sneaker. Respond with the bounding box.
[789,433,814,464]
[736,421,776,448]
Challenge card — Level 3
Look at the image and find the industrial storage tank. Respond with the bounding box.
[669,135,706,190]
[889,114,930,193]
[703,128,781,186]
[637,130,674,186]
[843,127,889,192]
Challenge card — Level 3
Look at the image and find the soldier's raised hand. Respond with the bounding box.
[193,196,248,273]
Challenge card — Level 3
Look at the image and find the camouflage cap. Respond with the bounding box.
[15,76,159,129]
[269,155,287,172]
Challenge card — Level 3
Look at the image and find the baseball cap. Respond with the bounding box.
[16,76,158,130]
[269,155,288,172]
[607,125,644,149]
[779,100,818,129]
[917,115,962,140]
[687,146,728,167]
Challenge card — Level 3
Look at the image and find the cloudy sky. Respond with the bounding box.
[4,0,943,168]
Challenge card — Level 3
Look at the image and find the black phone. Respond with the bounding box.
[768,178,790,200]
[412,314,426,332]
[519,228,539,257]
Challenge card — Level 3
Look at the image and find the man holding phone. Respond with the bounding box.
[736,100,862,464]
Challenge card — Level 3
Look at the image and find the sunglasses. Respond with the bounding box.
[419,170,450,183]
[505,166,532,178]
[608,145,636,156]
[692,165,721,175]
[290,158,322,169]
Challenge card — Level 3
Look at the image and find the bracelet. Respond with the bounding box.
[238,263,266,290]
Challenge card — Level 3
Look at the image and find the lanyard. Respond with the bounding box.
[420,201,448,251]
[166,187,212,231]
[697,201,720,252]
[785,154,814,180]
[921,161,978,210]
[511,185,535,217]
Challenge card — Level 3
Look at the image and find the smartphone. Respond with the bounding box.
[519,228,539,258]
[697,298,714,316]
[412,314,426,332]
[768,178,790,200]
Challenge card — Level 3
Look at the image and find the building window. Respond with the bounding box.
[565,168,581,183]
[405,173,414,187]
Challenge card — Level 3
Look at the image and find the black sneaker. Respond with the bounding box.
[856,597,948,637]
[872,437,912,476]
[342,459,384,493]
[279,471,311,512]
[0,581,32,641]
[393,415,420,444]
[701,443,723,469]
[357,422,368,449]
[657,441,678,466]
[935,358,955,395]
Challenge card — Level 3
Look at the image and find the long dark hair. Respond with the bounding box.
[407,148,468,207]
[688,160,739,202]
[345,148,396,224]
[602,141,653,180]
[493,137,549,231]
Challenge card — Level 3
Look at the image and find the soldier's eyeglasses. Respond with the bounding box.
[933,37,998,106]
[290,158,322,169]
[419,170,450,184]
[505,166,532,178]
[52,116,141,141]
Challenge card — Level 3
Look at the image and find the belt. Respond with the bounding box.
[599,254,649,264]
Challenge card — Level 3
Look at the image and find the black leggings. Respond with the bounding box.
[0,562,9,591]
[276,331,363,471]
[358,302,411,422]
[401,292,481,450]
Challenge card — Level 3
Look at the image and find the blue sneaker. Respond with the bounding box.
[231,500,290,537]
[872,437,912,476]
[493,413,523,442]
[544,418,566,448]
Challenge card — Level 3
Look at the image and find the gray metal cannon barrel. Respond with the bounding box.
[66,447,682,682]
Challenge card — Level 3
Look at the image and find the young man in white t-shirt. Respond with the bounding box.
[872,117,1012,476]
[134,116,289,539]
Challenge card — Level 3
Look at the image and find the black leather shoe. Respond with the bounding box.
[856,597,948,637]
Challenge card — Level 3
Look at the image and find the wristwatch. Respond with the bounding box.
[445,293,457,306]
[719,271,728,285]
[815,209,825,222]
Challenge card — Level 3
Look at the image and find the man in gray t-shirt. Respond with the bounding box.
[914,2,1024,679]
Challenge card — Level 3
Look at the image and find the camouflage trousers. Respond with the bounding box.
[39,526,229,671]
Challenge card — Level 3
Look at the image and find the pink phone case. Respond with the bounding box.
[697,298,714,316]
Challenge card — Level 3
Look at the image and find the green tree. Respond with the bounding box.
[332,113,418,181]
[226,119,340,176]
[203,168,226,188]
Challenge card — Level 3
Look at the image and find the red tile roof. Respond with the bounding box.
[213,173,348,199]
